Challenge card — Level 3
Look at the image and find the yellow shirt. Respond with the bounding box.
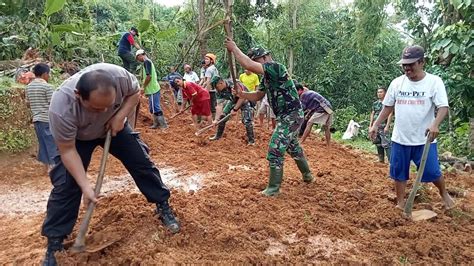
[239,73,259,92]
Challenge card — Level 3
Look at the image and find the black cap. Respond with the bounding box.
[397,45,424,64]
[247,47,270,60]
[130,27,139,37]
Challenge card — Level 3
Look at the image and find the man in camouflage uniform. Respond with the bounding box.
[210,75,255,145]
[225,38,313,196]
[369,87,393,163]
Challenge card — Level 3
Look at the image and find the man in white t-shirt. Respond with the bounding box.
[183,64,200,83]
[369,45,454,210]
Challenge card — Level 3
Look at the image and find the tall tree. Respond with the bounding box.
[287,0,299,76]
[197,0,207,58]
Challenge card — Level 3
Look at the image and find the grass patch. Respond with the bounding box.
[332,130,377,154]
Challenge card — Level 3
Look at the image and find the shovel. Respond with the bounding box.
[403,133,437,221]
[70,130,120,253]
[195,113,232,136]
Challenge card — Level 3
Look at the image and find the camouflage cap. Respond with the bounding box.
[247,47,270,60]
[210,75,223,90]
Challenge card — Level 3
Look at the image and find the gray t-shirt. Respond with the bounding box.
[49,63,139,142]
[204,65,219,92]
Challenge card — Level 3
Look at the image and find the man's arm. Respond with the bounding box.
[369,110,375,128]
[225,38,264,75]
[369,105,394,140]
[300,121,314,143]
[143,75,151,89]
[56,140,97,205]
[107,91,140,136]
[384,111,393,133]
[427,107,448,142]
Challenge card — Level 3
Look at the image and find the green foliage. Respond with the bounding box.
[438,121,473,160]
[44,0,67,16]
[0,128,34,153]
[0,87,34,153]
[354,0,389,52]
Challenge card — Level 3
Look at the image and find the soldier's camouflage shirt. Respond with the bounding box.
[258,62,302,118]
[219,80,251,114]
[372,100,386,128]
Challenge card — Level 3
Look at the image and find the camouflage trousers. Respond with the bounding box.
[267,110,306,168]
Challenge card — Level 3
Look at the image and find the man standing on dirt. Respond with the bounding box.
[42,63,180,266]
[296,83,334,147]
[224,39,313,196]
[209,75,255,145]
[202,53,219,119]
[369,45,455,210]
[117,27,141,73]
[239,69,259,92]
[135,49,168,129]
[183,64,200,83]
[369,87,393,163]
[164,66,183,111]
[25,63,58,174]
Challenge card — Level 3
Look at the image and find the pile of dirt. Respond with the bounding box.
[0,88,473,264]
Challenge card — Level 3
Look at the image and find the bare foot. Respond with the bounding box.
[395,200,405,210]
[442,193,455,209]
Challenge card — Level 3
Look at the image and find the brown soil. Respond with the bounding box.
[0,89,473,264]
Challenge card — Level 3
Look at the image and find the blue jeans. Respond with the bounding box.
[148,91,163,116]
[33,121,58,165]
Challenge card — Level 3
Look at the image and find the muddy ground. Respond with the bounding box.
[0,91,473,264]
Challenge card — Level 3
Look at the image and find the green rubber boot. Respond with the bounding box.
[261,167,283,196]
[295,157,314,183]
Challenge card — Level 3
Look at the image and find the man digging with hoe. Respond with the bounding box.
[224,39,314,196]
[369,45,455,212]
[42,63,180,266]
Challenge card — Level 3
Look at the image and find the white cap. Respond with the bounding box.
[135,49,145,57]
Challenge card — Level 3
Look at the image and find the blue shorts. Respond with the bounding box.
[148,91,163,115]
[33,121,58,165]
[390,142,441,182]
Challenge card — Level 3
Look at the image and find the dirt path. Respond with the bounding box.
[0,94,473,264]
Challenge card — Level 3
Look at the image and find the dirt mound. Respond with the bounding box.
[0,88,473,264]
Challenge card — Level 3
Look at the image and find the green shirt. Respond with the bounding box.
[258,62,302,118]
[142,58,160,95]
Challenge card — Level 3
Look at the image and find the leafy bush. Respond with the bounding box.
[438,122,473,160]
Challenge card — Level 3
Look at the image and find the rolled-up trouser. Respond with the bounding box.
[41,123,170,238]
[267,110,306,168]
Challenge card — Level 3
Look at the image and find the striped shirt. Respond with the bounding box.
[25,78,54,123]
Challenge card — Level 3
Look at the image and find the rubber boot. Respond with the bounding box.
[156,201,180,234]
[294,157,314,183]
[42,237,64,266]
[245,124,255,145]
[377,146,385,163]
[157,115,168,129]
[209,122,225,141]
[261,167,283,196]
[150,114,159,129]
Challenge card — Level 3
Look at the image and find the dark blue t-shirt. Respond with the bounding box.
[118,32,133,55]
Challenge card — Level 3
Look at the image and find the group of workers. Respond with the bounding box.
[23,25,454,265]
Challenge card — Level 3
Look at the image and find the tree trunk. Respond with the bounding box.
[197,0,207,59]
[288,0,298,76]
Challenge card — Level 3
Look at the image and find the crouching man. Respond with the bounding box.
[42,63,180,266]
[210,75,255,145]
